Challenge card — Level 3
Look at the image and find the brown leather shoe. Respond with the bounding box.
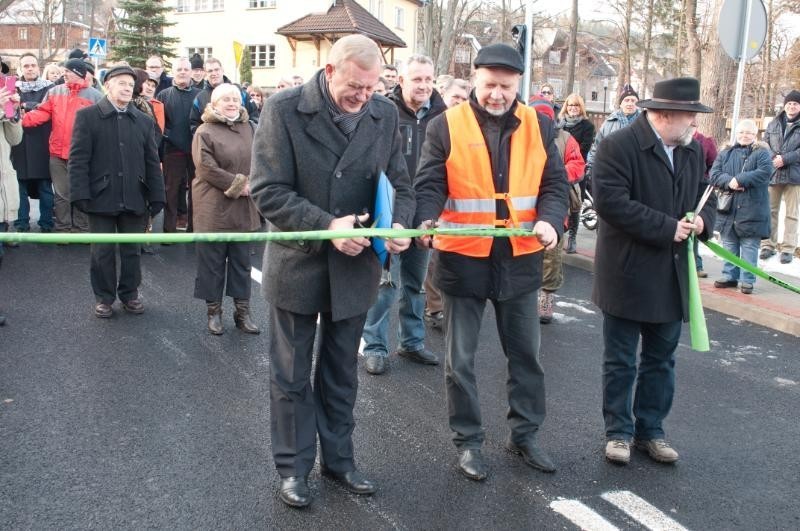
[207,301,223,335]
[122,298,145,314]
[94,302,113,318]
[233,299,260,334]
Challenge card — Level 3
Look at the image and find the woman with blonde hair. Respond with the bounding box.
[42,63,62,83]
[192,83,262,334]
[558,93,595,253]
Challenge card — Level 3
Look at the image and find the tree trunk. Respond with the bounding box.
[436,0,460,75]
[565,0,579,94]
[761,0,775,117]
[641,0,654,99]
[675,0,687,76]
[685,0,702,79]
[698,0,736,144]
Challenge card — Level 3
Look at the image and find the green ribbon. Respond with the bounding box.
[0,227,538,245]
[702,239,800,295]
[686,214,710,351]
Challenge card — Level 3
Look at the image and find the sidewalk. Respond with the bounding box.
[563,226,800,337]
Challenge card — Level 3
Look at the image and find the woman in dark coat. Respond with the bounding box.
[559,93,595,253]
[192,83,261,335]
[11,56,54,232]
[709,119,772,294]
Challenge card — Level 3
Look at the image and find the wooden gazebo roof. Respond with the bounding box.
[277,0,408,65]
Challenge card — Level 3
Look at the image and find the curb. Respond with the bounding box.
[563,252,800,338]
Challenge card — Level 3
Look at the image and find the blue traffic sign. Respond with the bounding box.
[88,37,107,58]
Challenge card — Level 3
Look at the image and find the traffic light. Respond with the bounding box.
[511,25,526,58]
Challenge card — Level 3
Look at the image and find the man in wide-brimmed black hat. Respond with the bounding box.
[591,77,716,466]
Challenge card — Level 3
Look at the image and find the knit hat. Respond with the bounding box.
[529,94,555,120]
[784,90,800,105]
[618,83,639,104]
[190,53,204,70]
[83,60,95,76]
[64,58,88,79]
[68,48,88,60]
[104,65,136,84]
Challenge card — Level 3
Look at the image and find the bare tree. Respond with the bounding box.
[640,0,655,98]
[565,0,579,94]
[685,0,702,79]
[698,0,737,142]
[419,0,482,74]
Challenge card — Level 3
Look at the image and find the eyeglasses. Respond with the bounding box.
[567,103,581,107]
[541,90,552,95]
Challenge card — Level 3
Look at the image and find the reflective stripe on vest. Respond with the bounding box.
[437,102,547,257]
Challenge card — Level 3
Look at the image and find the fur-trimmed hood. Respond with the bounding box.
[201,104,249,125]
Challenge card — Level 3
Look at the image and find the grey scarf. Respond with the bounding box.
[318,72,370,137]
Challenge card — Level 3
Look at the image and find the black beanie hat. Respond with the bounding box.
[64,58,88,79]
[618,83,639,105]
[69,48,88,60]
[784,90,800,106]
[190,53,204,70]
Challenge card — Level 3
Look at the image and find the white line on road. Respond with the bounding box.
[601,490,689,531]
[251,267,262,284]
[549,499,620,531]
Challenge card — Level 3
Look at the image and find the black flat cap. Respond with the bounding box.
[473,43,524,74]
[104,65,136,83]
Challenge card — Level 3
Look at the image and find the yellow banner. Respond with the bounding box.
[233,41,244,67]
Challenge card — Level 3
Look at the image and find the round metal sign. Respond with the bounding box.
[718,0,768,61]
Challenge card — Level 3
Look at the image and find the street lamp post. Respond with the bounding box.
[603,79,608,113]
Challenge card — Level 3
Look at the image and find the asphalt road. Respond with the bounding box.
[1,241,798,530]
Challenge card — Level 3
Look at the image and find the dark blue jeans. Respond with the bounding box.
[15,179,55,231]
[602,313,681,442]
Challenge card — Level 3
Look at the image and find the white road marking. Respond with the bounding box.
[549,499,620,531]
[601,490,689,531]
[555,301,597,314]
[774,377,797,386]
[251,267,262,284]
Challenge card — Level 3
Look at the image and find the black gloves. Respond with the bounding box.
[149,201,165,218]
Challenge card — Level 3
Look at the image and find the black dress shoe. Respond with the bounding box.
[320,467,376,495]
[279,476,311,508]
[396,347,440,365]
[457,449,488,481]
[506,438,556,473]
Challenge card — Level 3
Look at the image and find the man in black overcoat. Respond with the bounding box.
[249,34,415,508]
[68,65,165,319]
[591,78,715,465]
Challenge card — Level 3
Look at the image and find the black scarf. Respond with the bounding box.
[318,72,370,138]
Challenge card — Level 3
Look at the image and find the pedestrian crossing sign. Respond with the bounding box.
[88,37,107,58]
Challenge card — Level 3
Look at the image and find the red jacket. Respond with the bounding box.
[21,81,104,160]
[563,133,586,184]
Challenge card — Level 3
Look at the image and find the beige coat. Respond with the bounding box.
[1,118,22,223]
[191,106,261,232]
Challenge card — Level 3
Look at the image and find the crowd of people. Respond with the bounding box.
[0,38,798,509]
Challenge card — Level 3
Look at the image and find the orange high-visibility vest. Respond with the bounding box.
[436,102,547,257]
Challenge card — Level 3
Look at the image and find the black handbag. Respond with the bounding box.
[716,190,734,213]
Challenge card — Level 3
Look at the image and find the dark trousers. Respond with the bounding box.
[162,150,194,232]
[442,289,546,449]
[16,179,55,231]
[193,242,251,301]
[269,306,366,478]
[602,312,681,441]
[88,212,148,304]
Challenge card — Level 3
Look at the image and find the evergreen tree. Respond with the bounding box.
[240,49,253,85]
[110,0,179,67]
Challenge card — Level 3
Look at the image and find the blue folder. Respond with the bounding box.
[372,171,394,268]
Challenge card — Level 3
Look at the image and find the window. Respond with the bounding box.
[177,0,223,12]
[394,7,404,29]
[19,28,28,40]
[248,44,276,68]
[369,0,383,21]
[249,0,276,7]
[186,46,213,59]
